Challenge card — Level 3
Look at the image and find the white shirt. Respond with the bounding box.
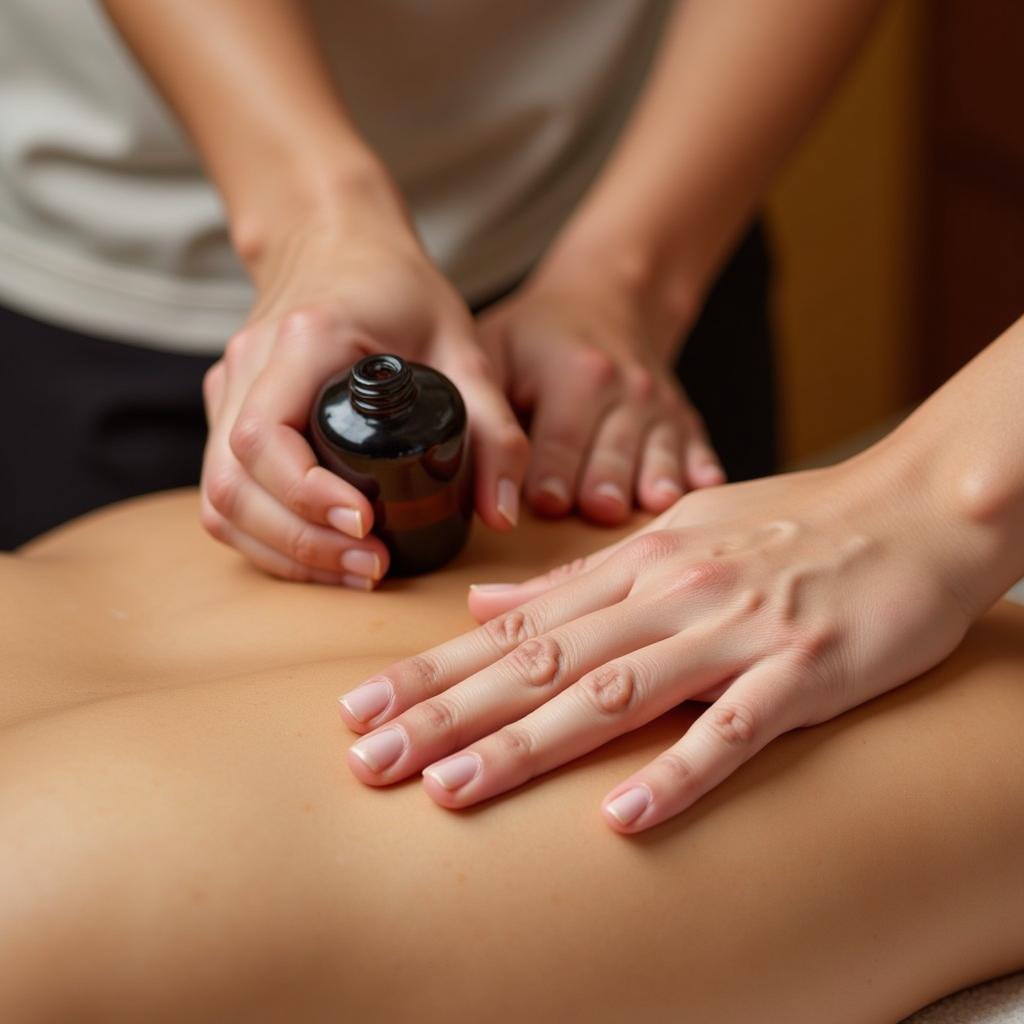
[0,0,668,353]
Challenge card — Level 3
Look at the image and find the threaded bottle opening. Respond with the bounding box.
[350,354,418,417]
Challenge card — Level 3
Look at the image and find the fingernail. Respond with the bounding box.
[695,464,726,486]
[496,477,519,527]
[328,506,366,538]
[342,573,375,592]
[341,548,382,578]
[653,478,683,500]
[538,476,571,507]
[339,677,393,723]
[423,753,481,791]
[594,481,628,507]
[604,786,651,826]
[350,728,405,772]
[469,582,518,593]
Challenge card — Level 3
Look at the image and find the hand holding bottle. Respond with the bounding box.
[200,179,529,588]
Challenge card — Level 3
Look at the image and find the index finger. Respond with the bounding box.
[337,552,636,731]
[228,310,376,534]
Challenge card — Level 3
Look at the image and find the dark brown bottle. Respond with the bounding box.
[309,354,473,576]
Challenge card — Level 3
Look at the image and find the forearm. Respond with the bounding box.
[544,0,884,339]
[100,0,401,278]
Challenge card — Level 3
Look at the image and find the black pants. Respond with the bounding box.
[0,224,776,549]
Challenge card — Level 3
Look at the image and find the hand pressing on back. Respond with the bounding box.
[338,454,981,832]
[478,252,723,526]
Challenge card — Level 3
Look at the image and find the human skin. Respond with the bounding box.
[341,315,1024,833]
[100,0,884,570]
[1,492,1023,1023]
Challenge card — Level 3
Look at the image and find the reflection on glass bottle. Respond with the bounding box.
[310,354,473,576]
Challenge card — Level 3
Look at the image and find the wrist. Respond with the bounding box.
[533,225,704,363]
[229,145,411,281]
[837,423,1022,621]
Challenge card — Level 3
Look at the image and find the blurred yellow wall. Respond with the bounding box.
[767,0,924,463]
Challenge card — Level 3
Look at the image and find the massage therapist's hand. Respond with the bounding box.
[200,179,529,588]
[339,456,980,832]
[477,251,723,525]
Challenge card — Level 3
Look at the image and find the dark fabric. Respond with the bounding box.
[676,222,777,484]
[0,310,216,548]
[0,223,776,549]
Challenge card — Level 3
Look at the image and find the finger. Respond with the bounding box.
[419,625,748,809]
[523,349,619,517]
[600,658,800,834]
[199,497,374,589]
[228,309,375,537]
[576,403,649,525]
[464,516,682,623]
[346,598,671,785]
[202,361,227,423]
[337,549,639,732]
[636,419,686,512]
[681,412,726,490]
[435,340,530,532]
[202,458,389,579]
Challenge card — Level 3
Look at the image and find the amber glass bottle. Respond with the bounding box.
[309,354,473,576]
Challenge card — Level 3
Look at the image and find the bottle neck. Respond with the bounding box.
[350,354,418,417]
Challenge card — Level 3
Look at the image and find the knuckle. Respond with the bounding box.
[279,305,337,341]
[571,346,618,388]
[787,622,839,665]
[624,364,656,403]
[706,701,758,747]
[506,636,563,687]
[404,654,441,697]
[416,696,460,737]
[199,504,228,543]
[280,470,314,519]
[580,663,637,716]
[483,608,535,653]
[492,724,535,763]
[656,751,698,790]
[224,328,257,368]
[229,414,265,464]
[286,522,321,566]
[622,530,681,568]
[494,423,530,461]
[205,465,240,519]
[202,362,225,402]
[545,556,588,587]
[662,558,735,600]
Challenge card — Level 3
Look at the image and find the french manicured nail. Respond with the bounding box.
[595,481,628,506]
[339,677,393,723]
[538,476,571,507]
[350,728,405,772]
[424,753,481,791]
[469,582,518,593]
[342,573,375,592]
[496,477,519,527]
[653,478,683,500]
[327,506,366,538]
[695,464,726,486]
[604,786,651,826]
[341,548,382,578]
